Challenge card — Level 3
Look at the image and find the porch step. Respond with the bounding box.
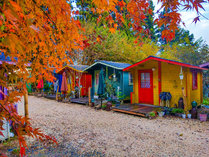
[70,98,89,105]
[112,108,147,117]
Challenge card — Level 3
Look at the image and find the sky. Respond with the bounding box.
[153,0,209,45]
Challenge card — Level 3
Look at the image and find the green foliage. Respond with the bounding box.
[105,77,119,98]
[144,0,157,41]
[117,91,126,101]
[203,98,209,106]
[171,108,184,114]
[12,148,20,155]
[102,104,106,109]
[44,82,50,93]
[160,38,209,66]
[149,112,156,117]
[79,21,159,65]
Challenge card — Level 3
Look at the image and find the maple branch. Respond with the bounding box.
[31,0,58,30]
[198,12,209,20]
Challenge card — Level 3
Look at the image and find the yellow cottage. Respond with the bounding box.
[123,56,207,111]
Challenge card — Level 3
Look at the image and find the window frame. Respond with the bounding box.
[129,72,133,85]
[192,71,198,90]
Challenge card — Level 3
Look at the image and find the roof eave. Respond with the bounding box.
[84,62,124,71]
[57,65,83,74]
[123,56,208,71]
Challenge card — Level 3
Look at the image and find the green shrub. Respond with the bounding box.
[171,108,184,114]
[102,104,106,109]
[203,98,209,106]
[149,112,156,117]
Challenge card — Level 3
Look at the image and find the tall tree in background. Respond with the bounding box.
[79,21,159,65]
[144,0,157,41]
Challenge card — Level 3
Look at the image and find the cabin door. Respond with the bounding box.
[94,70,100,95]
[138,70,153,104]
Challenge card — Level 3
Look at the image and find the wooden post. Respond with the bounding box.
[88,87,91,106]
[200,71,203,103]
[24,90,29,125]
[182,87,187,109]
[186,69,191,112]
[56,85,59,101]
[158,61,161,105]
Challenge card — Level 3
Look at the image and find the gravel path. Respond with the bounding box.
[17,96,209,157]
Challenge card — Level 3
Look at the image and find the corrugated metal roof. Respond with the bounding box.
[97,60,131,69]
[199,62,209,69]
[85,60,131,71]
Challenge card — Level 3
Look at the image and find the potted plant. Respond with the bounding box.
[148,112,156,119]
[106,101,112,111]
[182,111,186,119]
[164,107,172,115]
[187,111,192,119]
[154,108,165,117]
[101,104,107,110]
[199,111,208,122]
[171,108,184,117]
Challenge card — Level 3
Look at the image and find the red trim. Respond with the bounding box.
[158,61,161,104]
[123,56,208,71]
[130,92,133,104]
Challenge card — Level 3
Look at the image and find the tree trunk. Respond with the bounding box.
[24,90,29,124]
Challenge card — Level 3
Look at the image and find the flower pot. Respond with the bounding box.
[175,113,182,117]
[187,114,191,119]
[106,102,112,111]
[199,114,207,122]
[182,114,186,119]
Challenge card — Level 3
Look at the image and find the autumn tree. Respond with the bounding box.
[0,0,82,155]
[79,21,159,65]
[0,0,208,156]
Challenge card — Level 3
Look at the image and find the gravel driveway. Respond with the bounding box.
[17,96,209,157]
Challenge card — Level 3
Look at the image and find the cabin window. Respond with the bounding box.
[141,73,150,88]
[192,71,198,90]
[129,73,133,85]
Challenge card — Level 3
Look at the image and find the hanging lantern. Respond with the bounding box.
[179,66,184,85]
[113,69,116,82]
[113,74,116,81]
[179,67,184,80]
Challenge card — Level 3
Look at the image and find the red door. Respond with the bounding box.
[138,70,153,104]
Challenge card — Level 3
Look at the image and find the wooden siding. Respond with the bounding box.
[130,60,203,110]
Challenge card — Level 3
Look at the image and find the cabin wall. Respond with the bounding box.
[130,60,159,105]
[161,62,187,107]
[123,71,133,100]
[88,64,132,100]
[130,60,203,110]
[189,71,202,106]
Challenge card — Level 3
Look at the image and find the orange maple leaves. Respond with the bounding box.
[91,0,207,42]
[0,0,82,155]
